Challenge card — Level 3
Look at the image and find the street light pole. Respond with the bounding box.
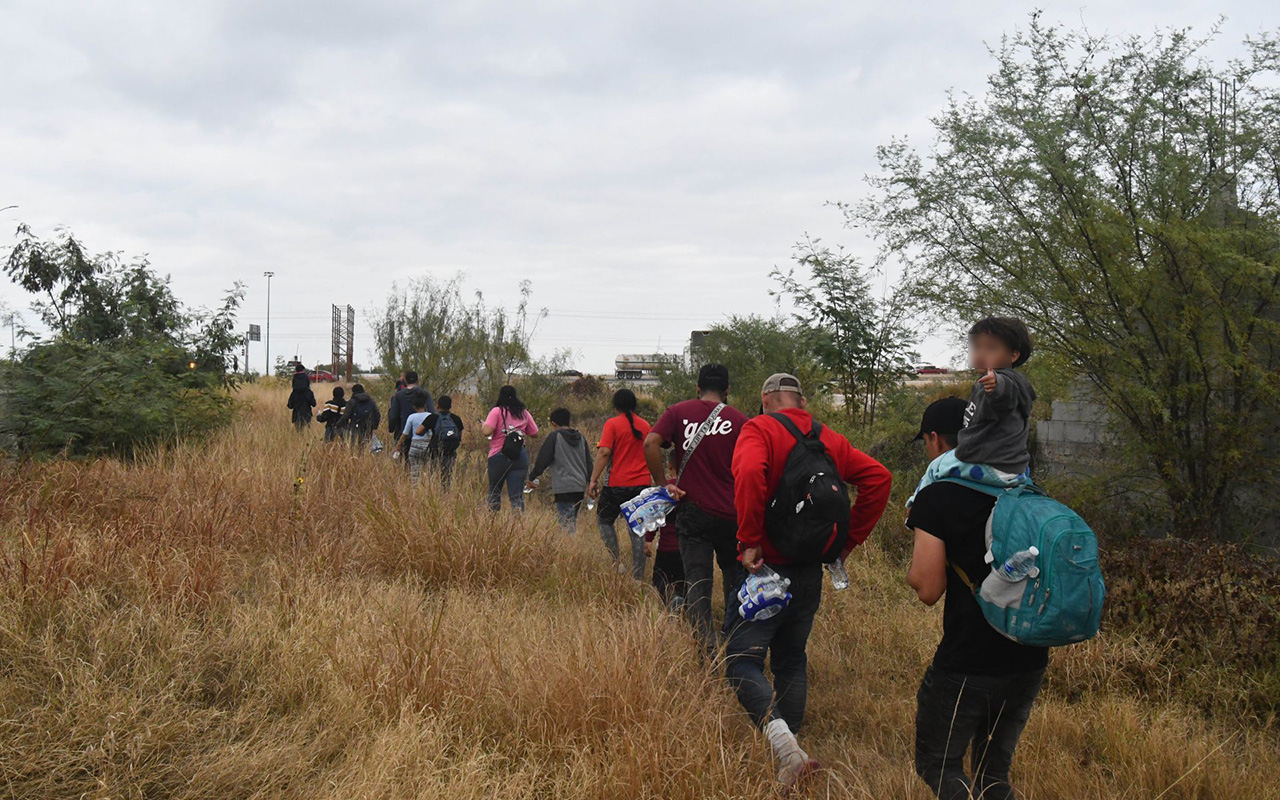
[263,271,275,376]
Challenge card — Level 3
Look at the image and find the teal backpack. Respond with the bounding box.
[941,479,1105,647]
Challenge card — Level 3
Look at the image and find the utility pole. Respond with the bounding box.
[263,271,275,376]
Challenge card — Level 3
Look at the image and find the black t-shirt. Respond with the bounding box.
[906,481,1049,675]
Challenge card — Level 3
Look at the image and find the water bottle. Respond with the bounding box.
[996,546,1040,582]
[619,486,677,537]
[737,566,792,622]
[523,479,540,495]
[825,559,850,591]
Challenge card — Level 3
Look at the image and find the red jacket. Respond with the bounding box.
[732,407,892,565]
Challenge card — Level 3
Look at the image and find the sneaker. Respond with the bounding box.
[777,756,820,789]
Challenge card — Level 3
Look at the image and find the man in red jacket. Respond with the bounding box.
[727,373,892,788]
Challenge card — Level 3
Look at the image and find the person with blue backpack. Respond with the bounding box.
[417,395,464,489]
[906,397,1104,800]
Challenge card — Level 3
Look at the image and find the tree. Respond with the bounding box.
[770,236,918,429]
[853,17,1280,538]
[369,276,549,398]
[2,226,243,456]
[656,314,828,410]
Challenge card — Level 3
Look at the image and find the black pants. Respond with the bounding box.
[431,445,459,489]
[723,562,822,730]
[914,665,1045,800]
[676,503,742,657]
[652,549,685,604]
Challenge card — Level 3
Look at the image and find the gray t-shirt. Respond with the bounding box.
[955,368,1036,474]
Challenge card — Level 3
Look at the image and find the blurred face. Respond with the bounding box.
[923,431,952,460]
[969,332,1019,372]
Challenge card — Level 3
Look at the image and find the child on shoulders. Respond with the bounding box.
[908,316,1036,507]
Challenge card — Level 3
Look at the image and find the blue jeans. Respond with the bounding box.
[914,665,1045,800]
[723,562,822,730]
[487,450,529,511]
[554,492,584,532]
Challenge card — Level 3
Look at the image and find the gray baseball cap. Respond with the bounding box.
[761,373,803,395]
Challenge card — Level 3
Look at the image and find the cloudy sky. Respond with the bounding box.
[0,1,1269,375]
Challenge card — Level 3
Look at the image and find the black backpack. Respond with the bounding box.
[350,400,375,433]
[500,409,526,460]
[433,414,461,452]
[764,413,852,564]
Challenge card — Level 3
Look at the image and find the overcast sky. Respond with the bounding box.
[0,1,1270,375]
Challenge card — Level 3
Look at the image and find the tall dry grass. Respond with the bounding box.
[0,384,1275,799]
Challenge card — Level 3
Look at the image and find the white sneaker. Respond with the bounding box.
[765,719,819,789]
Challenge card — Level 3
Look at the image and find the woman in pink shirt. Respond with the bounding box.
[480,385,539,511]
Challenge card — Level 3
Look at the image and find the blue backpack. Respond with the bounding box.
[942,479,1105,647]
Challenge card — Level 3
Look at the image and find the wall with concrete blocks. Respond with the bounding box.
[1035,398,1116,474]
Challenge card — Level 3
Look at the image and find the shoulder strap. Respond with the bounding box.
[947,559,979,593]
[677,402,726,482]
[767,412,818,443]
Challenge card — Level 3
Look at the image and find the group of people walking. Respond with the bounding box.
[284,317,1065,798]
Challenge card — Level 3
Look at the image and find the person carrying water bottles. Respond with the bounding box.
[587,389,651,578]
[643,363,748,656]
[726,373,891,790]
[906,397,1048,800]
[481,385,539,511]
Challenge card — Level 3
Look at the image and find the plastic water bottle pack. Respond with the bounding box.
[737,566,793,622]
[619,486,677,536]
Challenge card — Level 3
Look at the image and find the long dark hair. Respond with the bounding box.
[495,384,526,417]
[612,388,642,440]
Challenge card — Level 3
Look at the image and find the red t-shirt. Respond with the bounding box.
[651,399,747,520]
[599,413,652,486]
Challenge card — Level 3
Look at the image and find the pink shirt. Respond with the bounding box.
[483,406,539,458]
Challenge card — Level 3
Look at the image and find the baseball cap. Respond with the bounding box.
[761,373,803,395]
[698,363,730,391]
[913,396,967,441]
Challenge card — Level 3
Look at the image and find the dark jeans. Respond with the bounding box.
[724,562,822,730]
[914,665,1045,800]
[554,491,584,532]
[432,445,459,489]
[487,450,529,511]
[676,504,742,657]
[652,548,685,604]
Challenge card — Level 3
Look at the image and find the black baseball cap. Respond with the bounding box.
[913,396,967,441]
[698,363,730,391]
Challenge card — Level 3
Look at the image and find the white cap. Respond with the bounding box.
[1028,546,1040,556]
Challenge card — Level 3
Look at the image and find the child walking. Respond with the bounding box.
[394,389,433,487]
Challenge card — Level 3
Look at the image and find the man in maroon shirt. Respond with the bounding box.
[727,373,892,788]
[644,363,749,656]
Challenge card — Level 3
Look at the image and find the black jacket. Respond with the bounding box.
[388,385,435,433]
[340,391,381,434]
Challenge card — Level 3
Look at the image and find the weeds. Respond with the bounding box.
[0,384,1275,798]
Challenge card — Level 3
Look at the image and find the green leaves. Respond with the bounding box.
[855,15,1280,538]
[2,226,244,457]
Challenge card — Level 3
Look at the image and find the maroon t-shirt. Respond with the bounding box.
[651,399,747,520]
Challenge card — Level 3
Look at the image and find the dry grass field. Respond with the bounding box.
[0,384,1275,798]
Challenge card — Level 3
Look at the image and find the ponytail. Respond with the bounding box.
[612,388,641,439]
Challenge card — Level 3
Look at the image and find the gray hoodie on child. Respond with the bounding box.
[955,368,1036,475]
[527,428,592,494]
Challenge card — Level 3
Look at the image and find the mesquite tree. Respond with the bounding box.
[854,17,1280,538]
